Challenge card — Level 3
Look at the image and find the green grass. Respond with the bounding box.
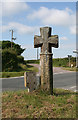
[2,88,77,118]
[26,59,40,64]
[26,64,38,72]
[2,72,24,78]
[0,72,2,78]
[1,64,38,78]
[63,67,78,71]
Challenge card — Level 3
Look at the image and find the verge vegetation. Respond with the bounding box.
[2,88,77,118]
[63,67,78,71]
[1,65,38,78]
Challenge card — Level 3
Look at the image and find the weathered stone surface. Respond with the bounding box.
[34,27,58,54]
[34,27,59,94]
[24,72,41,92]
[40,53,53,91]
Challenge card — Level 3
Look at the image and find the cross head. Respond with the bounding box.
[34,27,58,53]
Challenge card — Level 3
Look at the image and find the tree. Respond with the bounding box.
[2,40,26,72]
[2,41,25,55]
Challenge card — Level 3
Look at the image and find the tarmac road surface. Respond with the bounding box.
[53,72,77,92]
[1,71,77,92]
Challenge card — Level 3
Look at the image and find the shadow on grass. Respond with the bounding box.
[36,88,78,96]
[53,92,77,97]
[53,88,78,96]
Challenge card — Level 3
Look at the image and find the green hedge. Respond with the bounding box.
[53,57,76,67]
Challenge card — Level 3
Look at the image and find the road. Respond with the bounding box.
[53,72,77,92]
[2,76,25,91]
[1,71,77,92]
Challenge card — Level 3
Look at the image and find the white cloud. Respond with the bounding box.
[2,2,29,16]
[60,36,68,41]
[2,22,39,34]
[70,25,76,35]
[27,7,76,27]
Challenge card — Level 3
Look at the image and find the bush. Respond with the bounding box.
[2,41,25,55]
[2,41,26,72]
[17,56,25,64]
[2,49,19,72]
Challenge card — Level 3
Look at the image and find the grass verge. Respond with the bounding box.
[1,64,38,78]
[62,67,78,71]
[2,72,24,78]
[2,88,77,118]
[26,59,40,64]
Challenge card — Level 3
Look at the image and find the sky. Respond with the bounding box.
[0,1,77,60]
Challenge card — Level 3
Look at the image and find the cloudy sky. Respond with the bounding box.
[1,1,76,60]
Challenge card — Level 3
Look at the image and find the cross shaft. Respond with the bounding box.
[34,27,59,94]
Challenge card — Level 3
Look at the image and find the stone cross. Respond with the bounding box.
[34,27,59,94]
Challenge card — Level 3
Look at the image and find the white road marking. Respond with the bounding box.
[70,86,76,89]
[53,72,73,75]
[0,76,24,80]
[57,86,77,92]
[54,72,65,75]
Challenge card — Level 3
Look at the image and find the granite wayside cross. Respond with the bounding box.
[34,27,59,94]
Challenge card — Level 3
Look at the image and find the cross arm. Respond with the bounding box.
[48,35,59,48]
[34,35,43,48]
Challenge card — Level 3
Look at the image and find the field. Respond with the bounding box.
[2,88,78,119]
